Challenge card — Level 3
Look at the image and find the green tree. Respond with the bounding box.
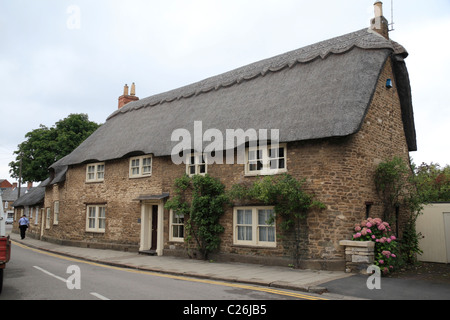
[413,162,450,203]
[9,114,100,182]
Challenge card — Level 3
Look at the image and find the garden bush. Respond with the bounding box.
[353,217,398,275]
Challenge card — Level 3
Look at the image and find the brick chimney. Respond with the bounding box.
[370,1,389,39]
[118,83,139,109]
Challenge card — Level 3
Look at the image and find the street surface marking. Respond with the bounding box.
[33,266,67,283]
[14,241,327,300]
[90,292,110,300]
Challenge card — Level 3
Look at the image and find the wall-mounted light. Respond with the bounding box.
[386,79,393,88]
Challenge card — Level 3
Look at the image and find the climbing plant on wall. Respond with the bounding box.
[229,173,325,268]
[165,174,229,260]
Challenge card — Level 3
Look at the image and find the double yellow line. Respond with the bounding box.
[12,241,327,300]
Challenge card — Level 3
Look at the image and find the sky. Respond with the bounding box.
[0,0,449,184]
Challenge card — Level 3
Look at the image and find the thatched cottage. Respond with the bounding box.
[39,3,416,270]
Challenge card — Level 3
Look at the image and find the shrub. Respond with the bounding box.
[353,217,399,275]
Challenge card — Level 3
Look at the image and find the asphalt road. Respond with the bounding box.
[0,241,325,302]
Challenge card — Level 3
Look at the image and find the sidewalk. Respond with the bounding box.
[8,232,358,299]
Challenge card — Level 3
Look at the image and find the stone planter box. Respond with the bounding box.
[339,240,375,274]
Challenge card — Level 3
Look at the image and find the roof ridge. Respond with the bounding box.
[107,28,395,121]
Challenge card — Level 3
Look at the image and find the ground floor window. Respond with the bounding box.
[169,210,185,242]
[233,207,276,247]
[86,205,106,233]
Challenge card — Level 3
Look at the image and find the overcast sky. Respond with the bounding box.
[1,0,449,184]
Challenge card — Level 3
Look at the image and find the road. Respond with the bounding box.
[0,240,325,302]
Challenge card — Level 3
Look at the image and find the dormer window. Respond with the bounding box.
[245,144,287,176]
[86,163,105,182]
[186,153,207,176]
[129,155,152,178]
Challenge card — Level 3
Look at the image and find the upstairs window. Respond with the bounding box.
[129,156,152,178]
[86,163,105,182]
[186,153,207,177]
[245,144,287,175]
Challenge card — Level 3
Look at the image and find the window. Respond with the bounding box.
[129,156,152,178]
[34,207,39,225]
[186,153,207,176]
[86,205,106,233]
[234,207,276,247]
[46,208,51,229]
[245,144,287,175]
[169,210,185,242]
[53,201,59,225]
[86,163,105,182]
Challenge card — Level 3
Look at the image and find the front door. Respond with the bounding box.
[140,202,164,255]
[151,205,158,251]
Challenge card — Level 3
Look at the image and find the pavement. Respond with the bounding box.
[7,231,450,300]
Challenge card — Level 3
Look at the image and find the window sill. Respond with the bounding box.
[232,243,277,249]
[244,169,287,177]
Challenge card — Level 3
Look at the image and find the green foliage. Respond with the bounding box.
[9,114,100,182]
[165,174,228,260]
[413,162,450,203]
[353,217,399,275]
[374,157,424,266]
[229,173,325,268]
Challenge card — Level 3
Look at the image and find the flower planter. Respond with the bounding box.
[339,240,375,274]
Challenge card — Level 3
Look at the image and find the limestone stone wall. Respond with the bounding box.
[41,56,413,270]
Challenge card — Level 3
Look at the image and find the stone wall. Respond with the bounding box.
[40,56,413,270]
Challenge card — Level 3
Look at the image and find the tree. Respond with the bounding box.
[9,114,100,182]
[413,162,450,203]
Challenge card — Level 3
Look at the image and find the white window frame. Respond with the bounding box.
[129,155,153,178]
[169,209,185,242]
[53,201,59,225]
[34,206,39,225]
[86,205,106,233]
[233,206,276,247]
[46,208,51,229]
[86,163,105,182]
[245,144,287,176]
[186,153,207,177]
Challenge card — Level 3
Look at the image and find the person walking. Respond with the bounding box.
[18,215,29,239]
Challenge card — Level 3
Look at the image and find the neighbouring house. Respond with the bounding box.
[12,181,46,239]
[40,3,417,270]
[1,181,29,221]
[0,179,13,190]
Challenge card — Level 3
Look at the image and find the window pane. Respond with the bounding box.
[143,157,152,173]
[237,210,252,224]
[238,226,252,241]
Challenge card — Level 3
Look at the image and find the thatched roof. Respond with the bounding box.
[51,28,416,173]
[12,180,47,207]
